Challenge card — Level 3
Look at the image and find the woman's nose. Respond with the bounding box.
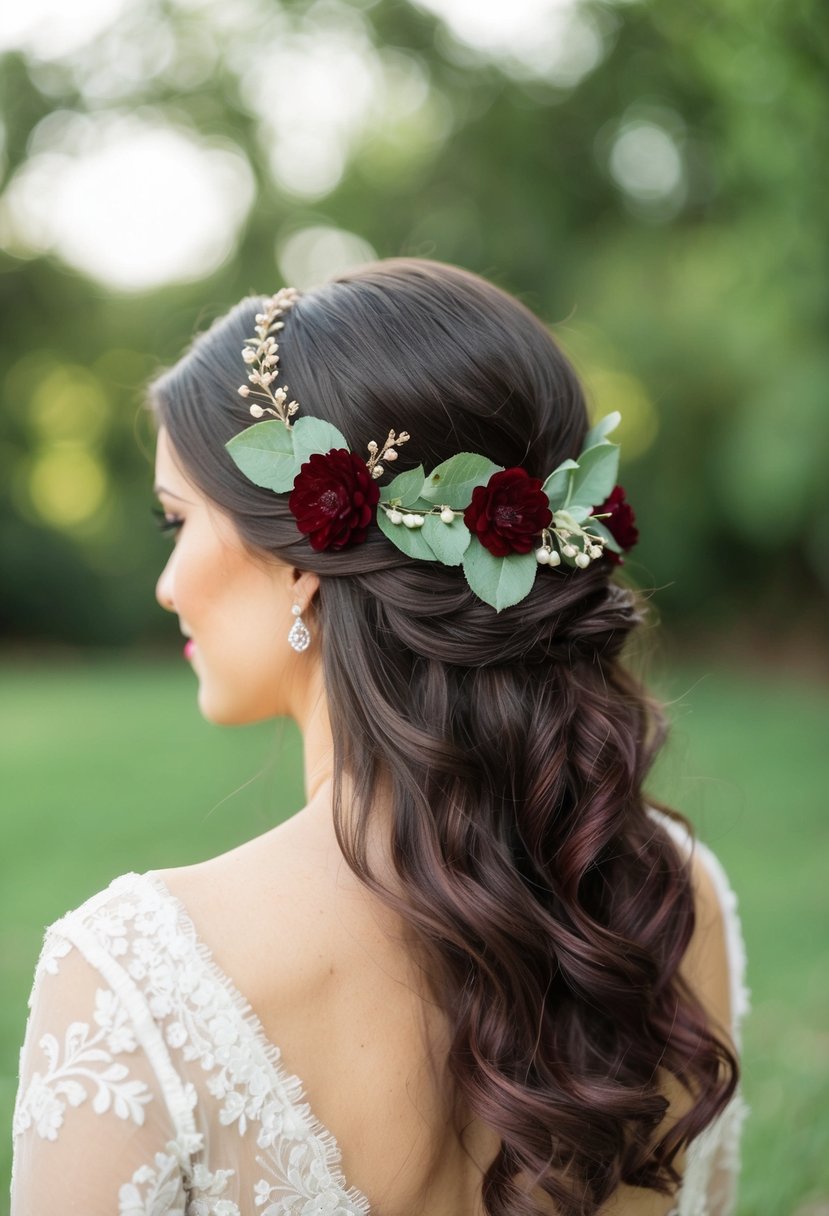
[155,560,175,613]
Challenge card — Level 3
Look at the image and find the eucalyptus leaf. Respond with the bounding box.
[567,443,619,510]
[583,410,622,452]
[376,508,438,561]
[422,514,471,565]
[291,416,350,467]
[542,459,579,510]
[380,465,427,507]
[562,504,591,524]
[225,421,298,493]
[461,543,538,611]
[420,452,502,508]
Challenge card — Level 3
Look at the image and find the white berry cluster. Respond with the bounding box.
[384,504,459,528]
[237,288,301,425]
[535,514,607,568]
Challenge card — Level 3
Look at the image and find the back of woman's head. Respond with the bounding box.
[153,258,588,552]
[150,258,737,1216]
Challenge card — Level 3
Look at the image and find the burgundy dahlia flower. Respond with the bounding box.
[463,467,552,558]
[289,448,380,551]
[591,484,639,565]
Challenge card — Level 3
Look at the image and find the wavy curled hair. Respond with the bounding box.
[149,259,738,1216]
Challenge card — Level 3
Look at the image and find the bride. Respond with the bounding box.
[11,259,747,1215]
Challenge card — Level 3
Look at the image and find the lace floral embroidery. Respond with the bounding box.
[255,1146,348,1214]
[33,932,72,985]
[23,862,746,1215]
[119,1145,187,1216]
[14,984,153,1141]
[69,873,369,1215]
[118,1130,241,1216]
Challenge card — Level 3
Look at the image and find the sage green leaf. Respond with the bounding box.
[420,452,502,508]
[462,543,537,611]
[376,507,438,561]
[380,465,427,507]
[583,410,622,452]
[559,504,591,524]
[585,519,623,554]
[225,421,298,493]
[422,513,471,565]
[567,443,619,509]
[291,416,350,467]
[542,459,579,510]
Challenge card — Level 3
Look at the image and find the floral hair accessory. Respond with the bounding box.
[226,289,637,611]
[592,484,639,565]
[237,286,301,425]
[463,468,552,557]
[289,449,381,551]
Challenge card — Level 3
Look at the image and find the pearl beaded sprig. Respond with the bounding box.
[237,287,301,426]
[366,430,411,480]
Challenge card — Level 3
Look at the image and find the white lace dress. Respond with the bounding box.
[11,812,749,1215]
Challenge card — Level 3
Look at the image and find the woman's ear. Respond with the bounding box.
[290,569,320,611]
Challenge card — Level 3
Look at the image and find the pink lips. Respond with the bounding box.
[183,639,196,661]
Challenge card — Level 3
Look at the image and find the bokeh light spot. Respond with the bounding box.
[0,0,130,59]
[30,366,110,443]
[586,370,659,462]
[240,20,380,202]
[0,114,254,291]
[276,226,378,290]
[609,121,684,202]
[414,0,607,86]
[29,445,109,528]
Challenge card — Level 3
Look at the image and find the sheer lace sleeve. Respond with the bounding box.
[11,909,201,1215]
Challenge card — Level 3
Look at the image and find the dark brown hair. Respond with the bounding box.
[150,259,737,1216]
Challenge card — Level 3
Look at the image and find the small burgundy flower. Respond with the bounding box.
[289,448,380,551]
[592,484,639,565]
[463,467,553,558]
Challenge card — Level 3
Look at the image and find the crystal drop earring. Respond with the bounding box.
[287,603,311,653]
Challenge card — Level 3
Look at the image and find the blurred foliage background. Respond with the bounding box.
[0,0,827,647]
[1,0,828,1213]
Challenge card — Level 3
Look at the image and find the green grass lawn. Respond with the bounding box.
[1,652,827,1214]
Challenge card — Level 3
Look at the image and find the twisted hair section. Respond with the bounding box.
[150,259,738,1215]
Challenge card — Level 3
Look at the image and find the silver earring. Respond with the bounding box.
[288,603,311,652]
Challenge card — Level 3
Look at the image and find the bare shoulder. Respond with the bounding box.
[646,812,735,1040]
[153,813,335,1007]
[152,805,402,1026]
[681,840,733,1039]
[152,807,461,1209]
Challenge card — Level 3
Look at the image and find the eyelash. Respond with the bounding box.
[152,506,184,537]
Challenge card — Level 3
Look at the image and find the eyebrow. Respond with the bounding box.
[153,485,194,504]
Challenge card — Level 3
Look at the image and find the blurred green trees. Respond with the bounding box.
[0,0,826,645]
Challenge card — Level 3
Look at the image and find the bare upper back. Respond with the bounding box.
[156,805,736,1216]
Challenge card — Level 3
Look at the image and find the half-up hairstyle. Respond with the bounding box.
[149,259,738,1216]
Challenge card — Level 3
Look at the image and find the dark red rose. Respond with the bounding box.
[463,467,552,558]
[592,484,638,565]
[289,448,380,551]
